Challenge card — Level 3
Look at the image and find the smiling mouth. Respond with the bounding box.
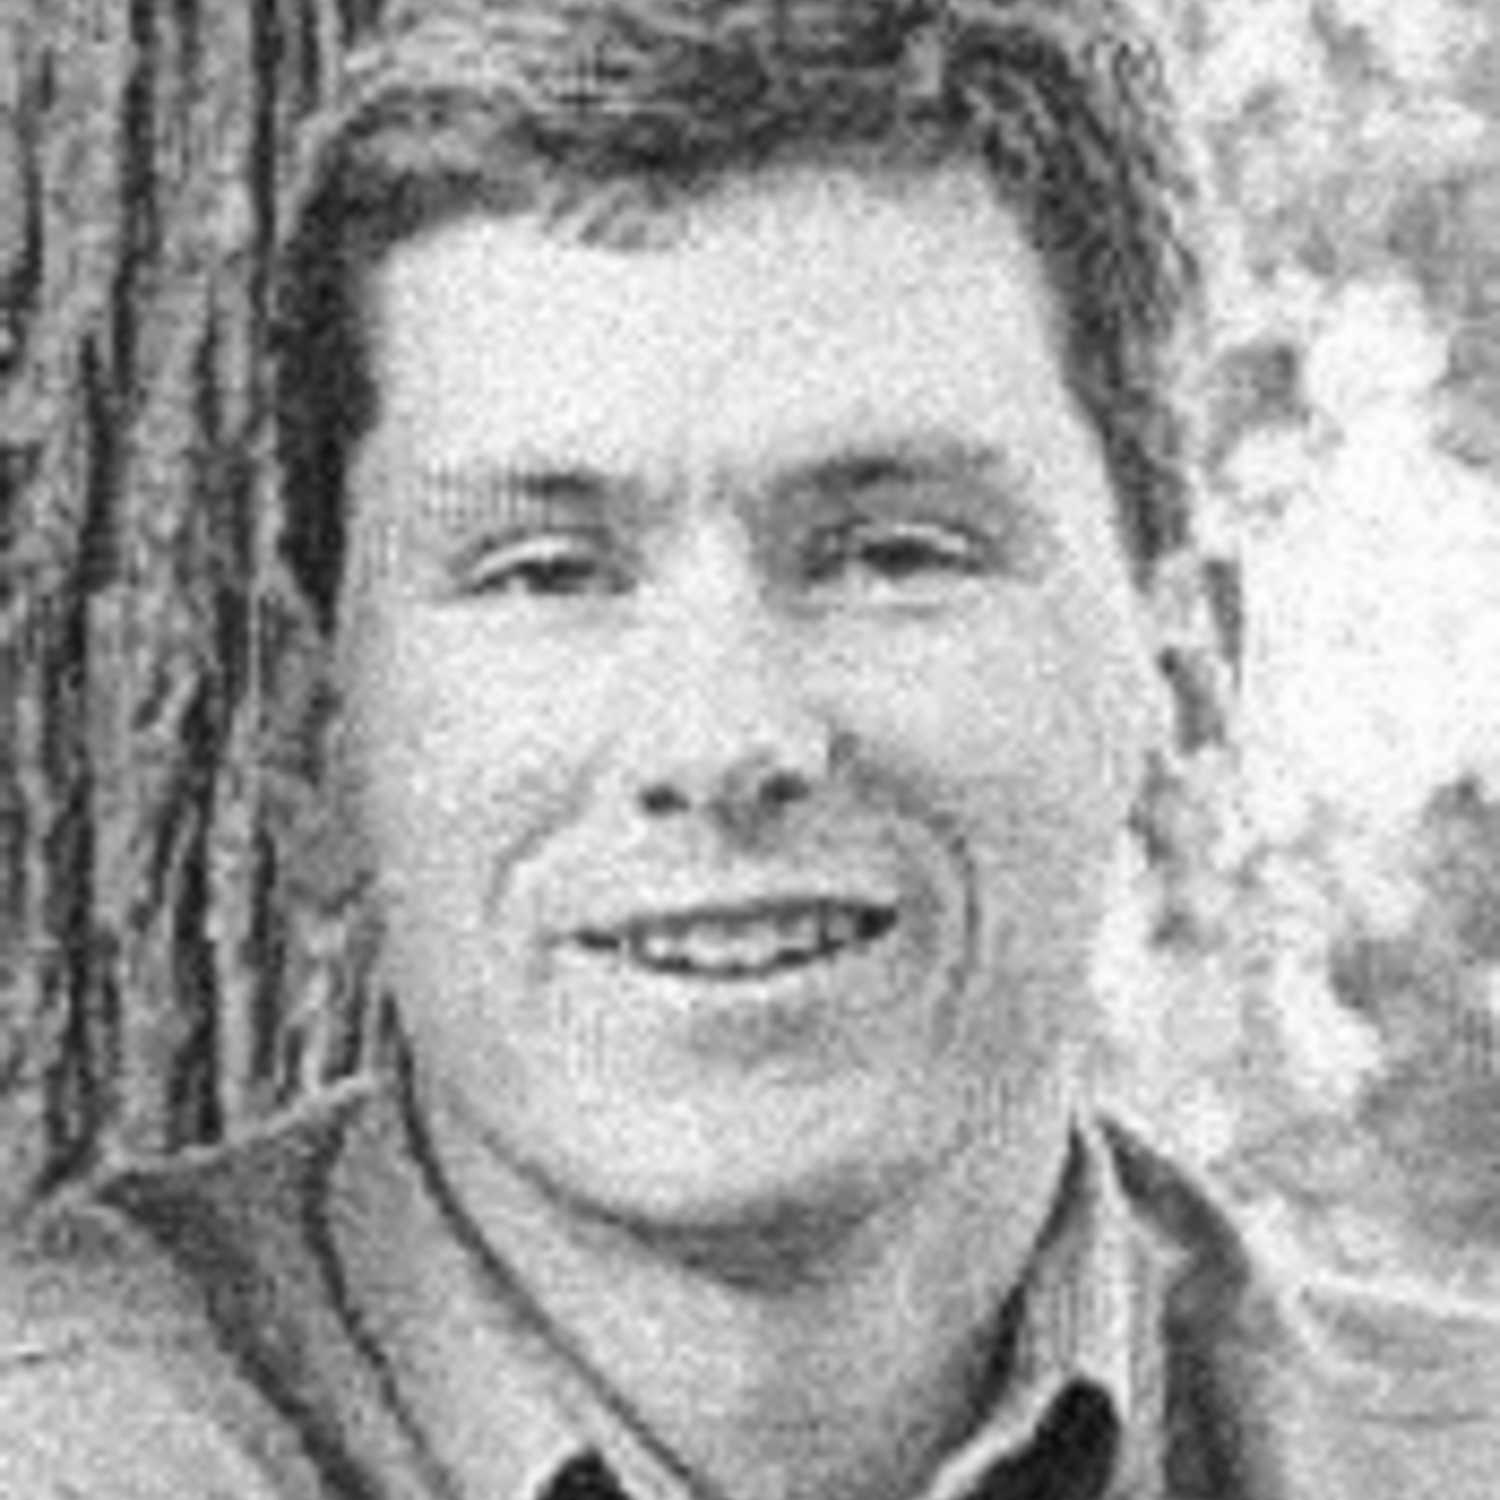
[573,900,899,980]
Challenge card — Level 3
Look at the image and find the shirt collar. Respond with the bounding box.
[329,1081,587,1500]
[922,1117,1161,1500]
[328,1081,1160,1500]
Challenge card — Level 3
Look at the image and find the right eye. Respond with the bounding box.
[456,535,625,599]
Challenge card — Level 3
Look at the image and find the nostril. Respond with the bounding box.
[640,783,690,817]
[637,761,816,822]
[761,770,810,810]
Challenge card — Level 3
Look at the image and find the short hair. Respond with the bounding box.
[274,0,1203,634]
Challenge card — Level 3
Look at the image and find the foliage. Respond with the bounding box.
[1103,0,1500,1288]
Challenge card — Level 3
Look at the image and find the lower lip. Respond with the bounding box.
[574,936,902,1069]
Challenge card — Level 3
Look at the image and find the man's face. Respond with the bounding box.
[339,166,1166,1229]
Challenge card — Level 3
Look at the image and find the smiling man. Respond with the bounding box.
[5,2,1500,1498]
[350,166,1147,1246]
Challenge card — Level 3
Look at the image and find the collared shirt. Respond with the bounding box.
[319,1080,1151,1500]
[3,1074,1500,1499]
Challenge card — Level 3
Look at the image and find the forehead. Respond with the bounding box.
[363,164,1104,524]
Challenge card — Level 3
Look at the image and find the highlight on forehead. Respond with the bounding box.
[361,175,1065,481]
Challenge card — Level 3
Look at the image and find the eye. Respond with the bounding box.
[456,533,625,599]
[807,520,988,590]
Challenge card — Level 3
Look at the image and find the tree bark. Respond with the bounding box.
[1,0,380,1210]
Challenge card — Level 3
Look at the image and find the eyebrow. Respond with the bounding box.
[418,460,619,512]
[406,461,630,553]
[768,435,1035,508]
[411,434,1037,530]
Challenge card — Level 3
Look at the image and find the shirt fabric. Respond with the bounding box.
[2,1074,1500,1500]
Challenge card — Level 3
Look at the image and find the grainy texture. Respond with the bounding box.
[4,0,1500,1291]
[0,0,387,1209]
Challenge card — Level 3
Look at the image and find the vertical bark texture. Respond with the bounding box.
[1,0,386,1208]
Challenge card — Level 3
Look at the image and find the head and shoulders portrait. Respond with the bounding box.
[3,2,1500,1498]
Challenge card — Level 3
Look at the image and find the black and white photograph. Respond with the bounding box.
[4,2,1500,1494]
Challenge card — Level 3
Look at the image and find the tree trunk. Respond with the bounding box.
[0,0,381,1211]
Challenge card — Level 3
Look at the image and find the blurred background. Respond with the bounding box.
[4,0,1500,1296]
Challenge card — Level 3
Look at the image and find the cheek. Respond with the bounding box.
[342,619,613,902]
[830,603,1142,825]
[828,610,1138,945]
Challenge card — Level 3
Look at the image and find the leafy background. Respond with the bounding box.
[4,0,1500,1298]
[1103,0,1500,1297]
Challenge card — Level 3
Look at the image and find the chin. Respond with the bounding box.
[519,1067,952,1256]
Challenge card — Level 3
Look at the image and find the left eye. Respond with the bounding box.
[455,534,624,599]
[808,522,986,586]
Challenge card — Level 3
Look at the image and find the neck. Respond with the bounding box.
[413,1080,1074,1500]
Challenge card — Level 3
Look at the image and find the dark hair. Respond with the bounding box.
[274,0,1203,633]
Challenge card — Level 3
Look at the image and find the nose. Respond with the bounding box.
[621,563,835,840]
[638,751,819,828]
[633,656,834,838]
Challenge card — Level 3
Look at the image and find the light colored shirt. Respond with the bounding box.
[2,1072,1500,1498]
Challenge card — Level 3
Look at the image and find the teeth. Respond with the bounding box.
[586,903,892,978]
